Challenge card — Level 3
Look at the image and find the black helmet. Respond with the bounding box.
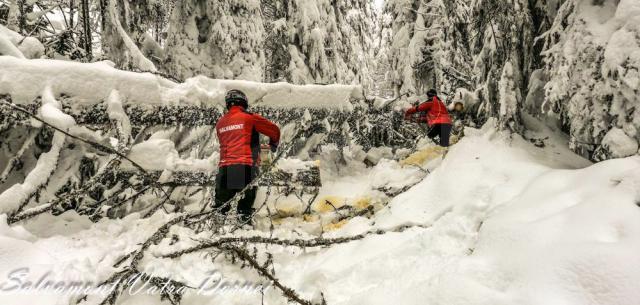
[225,89,248,109]
[426,89,438,98]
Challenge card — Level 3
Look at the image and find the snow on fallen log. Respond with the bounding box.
[0,57,362,111]
[121,138,217,172]
[174,76,362,111]
[0,57,171,105]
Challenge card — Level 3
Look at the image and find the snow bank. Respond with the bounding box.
[263,129,636,305]
[0,57,362,111]
[0,215,36,241]
[429,157,640,305]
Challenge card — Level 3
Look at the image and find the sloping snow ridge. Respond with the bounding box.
[1,120,638,305]
[0,56,361,111]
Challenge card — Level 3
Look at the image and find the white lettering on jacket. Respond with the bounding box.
[218,124,244,134]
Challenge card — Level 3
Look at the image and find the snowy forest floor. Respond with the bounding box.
[2,116,639,305]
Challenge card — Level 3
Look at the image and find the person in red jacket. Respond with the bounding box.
[215,89,280,223]
[404,89,453,147]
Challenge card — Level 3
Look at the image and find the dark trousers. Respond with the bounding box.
[214,165,258,222]
[427,123,452,147]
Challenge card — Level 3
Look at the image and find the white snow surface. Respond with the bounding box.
[0,57,362,111]
[1,125,639,305]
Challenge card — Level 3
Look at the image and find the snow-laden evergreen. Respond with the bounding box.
[381,0,639,161]
[162,0,376,87]
[542,0,640,160]
[164,0,265,81]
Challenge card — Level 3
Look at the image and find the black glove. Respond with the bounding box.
[270,143,278,153]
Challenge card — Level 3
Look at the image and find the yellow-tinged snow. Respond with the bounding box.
[399,146,446,167]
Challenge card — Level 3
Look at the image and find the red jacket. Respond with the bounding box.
[216,106,280,168]
[405,97,452,126]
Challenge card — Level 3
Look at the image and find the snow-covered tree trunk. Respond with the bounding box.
[5,0,21,32]
[383,0,419,95]
[79,0,92,58]
[163,0,265,81]
[468,0,535,130]
[262,0,290,82]
[498,60,523,132]
[101,0,164,71]
[382,0,474,97]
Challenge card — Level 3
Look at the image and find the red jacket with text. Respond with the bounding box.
[404,96,452,126]
[216,106,280,168]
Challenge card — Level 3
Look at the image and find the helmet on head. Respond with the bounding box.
[426,89,438,98]
[225,89,248,109]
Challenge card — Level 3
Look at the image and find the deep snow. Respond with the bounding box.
[1,121,638,305]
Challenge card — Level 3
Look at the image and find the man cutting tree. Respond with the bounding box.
[215,89,281,223]
[404,89,453,147]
